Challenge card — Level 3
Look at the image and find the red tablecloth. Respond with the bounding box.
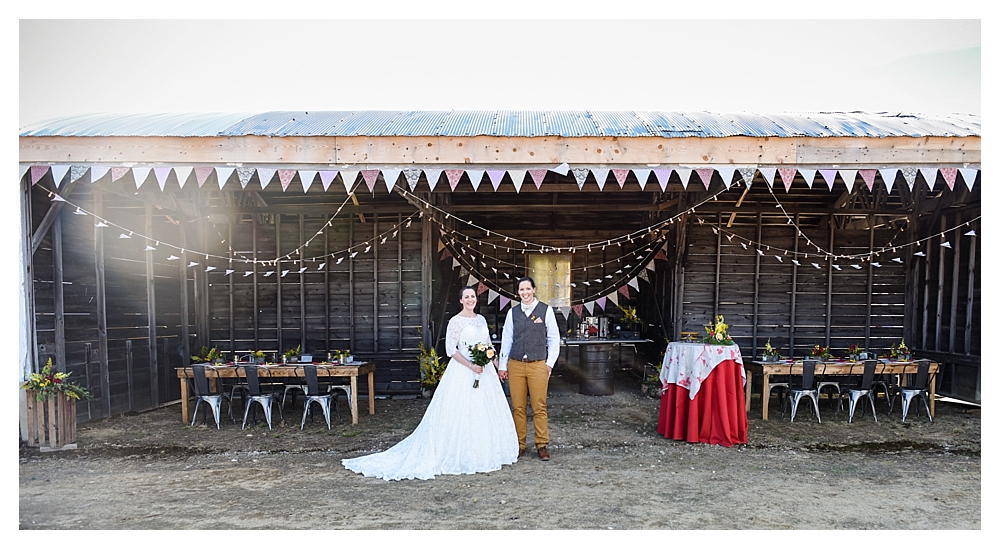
[657,358,748,447]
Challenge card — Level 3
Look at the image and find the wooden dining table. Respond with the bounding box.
[176,362,376,425]
[745,359,939,420]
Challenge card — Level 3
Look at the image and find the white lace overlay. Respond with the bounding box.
[342,314,518,480]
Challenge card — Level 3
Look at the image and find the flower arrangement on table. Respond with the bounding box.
[701,315,733,345]
[621,306,641,327]
[417,335,446,391]
[191,346,225,364]
[809,344,832,361]
[847,343,862,361]
[890,339,910,360]
[467,342,496,388]
[283,345,301,363]
[762,339,781,361]
[22,358,92,402]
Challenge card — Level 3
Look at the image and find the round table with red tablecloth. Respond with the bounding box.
[657,342,748,447]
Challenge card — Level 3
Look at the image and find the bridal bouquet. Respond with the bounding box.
[467,342,496,388]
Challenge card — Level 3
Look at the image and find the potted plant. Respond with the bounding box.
[283,345,301,363]
[618,306,643,339]
[417,338,446,398]
[847,343,862,362]
[762,339,780,362]
[642,357,664,398]
[21,358,92,450]
[890,339,911,361]
[191,346,225,364]
[809,344,831,361]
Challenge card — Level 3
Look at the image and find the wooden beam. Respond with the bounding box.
[179,225,191,370]
[964,226,977,355]
[865,215,875,348]
[421,213,433,350]
[373,214,379,353]
[789,213,800,353]
[145,204,159,407]
[52,214,66,372]
[949,213,961,354]
[935,216,946,352]
[299,214,306,353]
[93,189,111,417]
[824,219,834,350]
[276,215,283,354]
[30,178,78,256]
[252,216,259,350]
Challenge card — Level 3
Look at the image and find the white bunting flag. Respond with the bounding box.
[341,170,360,193]
[382,169,401,193]
[628,277,639,291]
[90,166,111,182]
[901,167,918,191]
[132,167,152,189]
[552,162,570,176]
[225,269,235,276]
[319,170,338,191]
[675,168,693,190]
[716,167,736,190]
[879,168,898,194]
[419,169,440,192]
[812,263,821,269]
[959,168,978,191]
[280,270,289,277]
[205,266,216,272]
[452,258,460,269]
[591,168,610,191]
[317,263,326,270]
[236,167,254,189]
[920,168,938,191]
[174,167,193,189]
[759,167,777,189]
[798,168,817,189]
[488,289,498,304]
[298,170,317,193]
[607,291,619,307]
[70,166,89,184]
[213,166,234,190]
[584,301,595,315]
[50,165,70,188]
[244,271,253,277]
[508,170,526,193]
[571,168,589,190]
[632,169,651,190]
[467,274,478,286]
[840,169,858,193]
[466,169,485,191]
[257,167,276,189]
[187,261,199,268]
[645,260,655,272]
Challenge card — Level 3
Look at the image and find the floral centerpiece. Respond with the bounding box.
[701,315,733,345]
[847,343,862,361]
[890,339,911,360]
[283,344,301,363]
[810,344,831,360]
[467,342,496,388]
[762,339,780,361]
[22,358,92,402]
[191,346,225,364]
[249,350,266,364]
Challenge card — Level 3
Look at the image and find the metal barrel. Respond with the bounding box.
[578,344,615,395]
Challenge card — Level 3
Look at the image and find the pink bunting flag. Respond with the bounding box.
[111,167,131,182]
[194,167,214,188]
[778,168,797,192]
[499,296,511,310]
[477,282,488,295]
[528,169,548,189]
[596,296,607,311]
[445,169,464,191]
[612,169,630,188]
[618,286,630,300]
[30,166,49,185]
[440,248,452,260]
[319,170,338,191]
[652,168,672,191]
[695,168,715,190]
[859,169,877,191]
[819,169,838,191]
[486,170,506,191]
[940,168,958,191]
[278,169,297,191]
[361,169,380,193]
[654,249,668,261]
[572,304,584,319]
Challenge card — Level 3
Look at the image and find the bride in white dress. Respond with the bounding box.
[342,286,519,480]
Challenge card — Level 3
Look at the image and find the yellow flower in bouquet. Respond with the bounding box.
[701,315,733,345]
[468,342,498,388]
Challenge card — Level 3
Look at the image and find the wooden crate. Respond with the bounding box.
[24,391,77,451]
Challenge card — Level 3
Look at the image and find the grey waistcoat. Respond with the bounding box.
[510,302,549,362]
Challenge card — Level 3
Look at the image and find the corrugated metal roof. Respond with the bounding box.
[19,110,981,139]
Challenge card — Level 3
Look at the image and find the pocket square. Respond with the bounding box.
[534,318,543,323]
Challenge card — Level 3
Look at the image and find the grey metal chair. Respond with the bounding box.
[190,364,236,429]
[891,359,933,423]
[240,364,284,430]
[837,360,878,423]
[814,361,841,411]
[782,359,821,423]
[299,364,343,429]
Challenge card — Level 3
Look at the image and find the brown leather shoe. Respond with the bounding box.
[537,447,550,461]
[518,448,526,459]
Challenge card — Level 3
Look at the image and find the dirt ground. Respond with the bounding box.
[19,367,981,531]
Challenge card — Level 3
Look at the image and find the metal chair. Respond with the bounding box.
[814,361,841,411]
[190,364,236,429]
[299,364,343,429]
[782,359,821,423]
[891,359,933,423]
[837,360,878,423]
[240,364,285,430]
[870,361,896,413]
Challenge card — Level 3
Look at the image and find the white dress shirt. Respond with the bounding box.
[498,299,561,371]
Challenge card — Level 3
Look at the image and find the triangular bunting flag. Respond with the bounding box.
[154,167,172,191]
[477,282,488,295]
[48,165,69,188]
[584,301,595,315]
[628,277,639,291]
[900,167,917,191]
[607,291,619,307]
[695,168,715,190]
[737,167,756,188]
[612,169,630,188]
[132,167,151,189]
[529,169,547,190]
[195,166,214,188]
[437,239,445,252]
[798,168,816,189]
[174,167,193,189]
[402,168,421,191]
[572,304,584,319]
[645,260,656,272]
[111,167,131,182]
[778,168,797,192]
[488,289,498,304]
[460,266,469,278]
[959,168,978,191]
[486,170,506,191]
[423,169,443,192]
[361,169,380,193]
[69,166,89,184]
[319,170,338,191]
[879,168,897,194]
[840,169,858,193]
[632,168,651,190]
[552,162,570,176]
[382,169,401,193]
[716,167,736,190]
[596,296,607,311]
[759,167,777,189]
[654,249,668,261]
[819,169,837,191]
[465,169,485,192]
[919,168,938,191]
[90,166,110,182]
[452,258,460,269]
[508,170,526,193]
[441,248,452,260]
[499,296,511,310]
[653,168,673,191]
[445,169,464,191]
[675,168,693,190]
[592,168,610,191]
[298,170,317,193]
[638,270,650,283]
[210,166,232,190]
[235,167,254,189]
[341,170,360,193]
[618,285,629,300]
[571,168,589,190]
[19,164,30,181]
[257,167,276,189]
[940,168,958,191]
[278,169,297,191]
[859,169,877,191]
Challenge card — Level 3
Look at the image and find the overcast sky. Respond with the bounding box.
[19,18,981,125]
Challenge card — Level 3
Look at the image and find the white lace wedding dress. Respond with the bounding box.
[342,314,519,480]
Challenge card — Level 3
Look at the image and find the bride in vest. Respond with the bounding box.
[342,286,519,480]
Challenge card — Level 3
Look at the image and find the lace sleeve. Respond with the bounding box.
[445,316,462,358]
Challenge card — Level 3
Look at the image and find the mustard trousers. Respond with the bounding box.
[507,359,549,450]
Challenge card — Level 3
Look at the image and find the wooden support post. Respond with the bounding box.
[22,174,38,377]
[949,213,962,354]
[299,214,306,353]
[935,216,946,352]
[751,213,762,354]
[228,222,234,356]
[93,189,111,417]
[397,213,403,351]
[145,203,159,407]
[865,215,874,348]
[252,216,259,350]
[373,214,379,353]
[789,213,800,353]
[825,218,834,350]
[180,224,191,371]
[276,215,283,354]
[712,212,721,321]
[921,238,932,350]
[52,214,66,371]
[324,226,331,353]
[349,217,356,347]
[965,225,977,354]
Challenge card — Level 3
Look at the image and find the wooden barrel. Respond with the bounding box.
[578,344,614,395]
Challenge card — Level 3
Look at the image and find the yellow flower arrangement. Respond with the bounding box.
[21,358,92,401]
[701,315,733,345]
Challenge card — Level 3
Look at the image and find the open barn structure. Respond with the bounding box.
[18,110,980,425]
